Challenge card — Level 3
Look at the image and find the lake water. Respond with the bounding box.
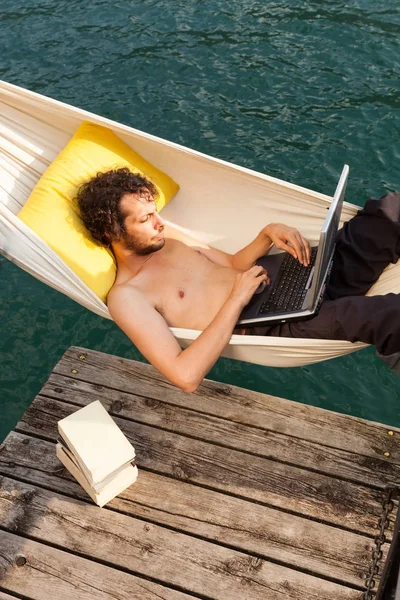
[1,0,400,441]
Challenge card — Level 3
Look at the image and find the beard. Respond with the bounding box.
[122,232,165,256]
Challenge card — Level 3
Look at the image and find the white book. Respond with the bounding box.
[57,435,132,492]
[57,400,136,486]
[56,438,137,493]
[56,443,138,507]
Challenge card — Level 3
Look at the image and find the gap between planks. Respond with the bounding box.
[40,373,400,490]
[56,347,400,465]
[0,435,384,588]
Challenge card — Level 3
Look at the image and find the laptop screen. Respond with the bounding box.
[307,165,349,304]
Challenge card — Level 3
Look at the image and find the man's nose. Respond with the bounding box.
[155,213,165,229]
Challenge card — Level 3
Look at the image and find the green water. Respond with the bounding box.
[1,0,400,441]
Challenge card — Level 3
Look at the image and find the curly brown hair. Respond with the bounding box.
[77,167,158,246]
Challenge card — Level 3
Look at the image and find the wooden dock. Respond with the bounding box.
[1,346,400,600]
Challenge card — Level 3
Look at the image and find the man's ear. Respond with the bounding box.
[104,232,115,249]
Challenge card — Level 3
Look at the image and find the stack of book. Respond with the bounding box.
[56,400,138,507]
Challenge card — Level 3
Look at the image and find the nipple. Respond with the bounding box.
[178,289,185,299]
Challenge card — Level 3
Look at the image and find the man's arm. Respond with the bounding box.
[232,224,311,269]
[107,265,267,393]
[165,222,311,270]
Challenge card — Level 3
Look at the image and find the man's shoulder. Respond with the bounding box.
[107,280,146,309]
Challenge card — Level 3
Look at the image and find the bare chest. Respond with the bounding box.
[134,244,235,329]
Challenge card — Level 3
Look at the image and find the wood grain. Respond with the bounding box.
[2,345,397,600]
[41,373,400,488]
[0,484,363,600]
[0,432,381,587]
[0,529,194,600]
[16,394,391,534]
[53,347,400,463]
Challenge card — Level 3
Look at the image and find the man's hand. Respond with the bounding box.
[229,265,270,308]
[263,223,311,266]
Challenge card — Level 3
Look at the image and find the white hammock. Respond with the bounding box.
[1,80,400,368]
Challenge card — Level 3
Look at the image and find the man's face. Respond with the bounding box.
[118,190,165,256]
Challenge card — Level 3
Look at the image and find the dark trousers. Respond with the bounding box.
[245,192,400,357]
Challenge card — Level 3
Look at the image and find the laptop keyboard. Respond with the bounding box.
[258,246,318,315]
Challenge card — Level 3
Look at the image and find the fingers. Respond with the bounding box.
[246,265,270,285]
[269,224,311,265]
[277,241,298,261]
[305,238,311,265]
[279,233,310,266]
[253,266,270,284]
[295,233,310,266]
[290,233,306,265]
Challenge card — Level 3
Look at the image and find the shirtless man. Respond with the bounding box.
[78,168,400,390]
[77,168,311,391]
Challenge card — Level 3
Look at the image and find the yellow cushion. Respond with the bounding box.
[18,121,179,302]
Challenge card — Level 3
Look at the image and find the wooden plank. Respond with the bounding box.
[41,373,400,488]
[0,432,381,587]
[54,347,400,463]
[0,480,364,600]
[14,396,393,534]
[0,530,194,600]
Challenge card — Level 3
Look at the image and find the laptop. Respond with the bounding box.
[237,164,349,327]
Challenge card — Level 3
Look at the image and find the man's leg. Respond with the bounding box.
[326,191,400,300]
[246,192,400,362]
[258,293,400,357]
[376,351,400,375]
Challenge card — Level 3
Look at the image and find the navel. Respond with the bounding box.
[178,289,185,299]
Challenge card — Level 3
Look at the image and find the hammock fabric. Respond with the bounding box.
[1,80,400,368]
